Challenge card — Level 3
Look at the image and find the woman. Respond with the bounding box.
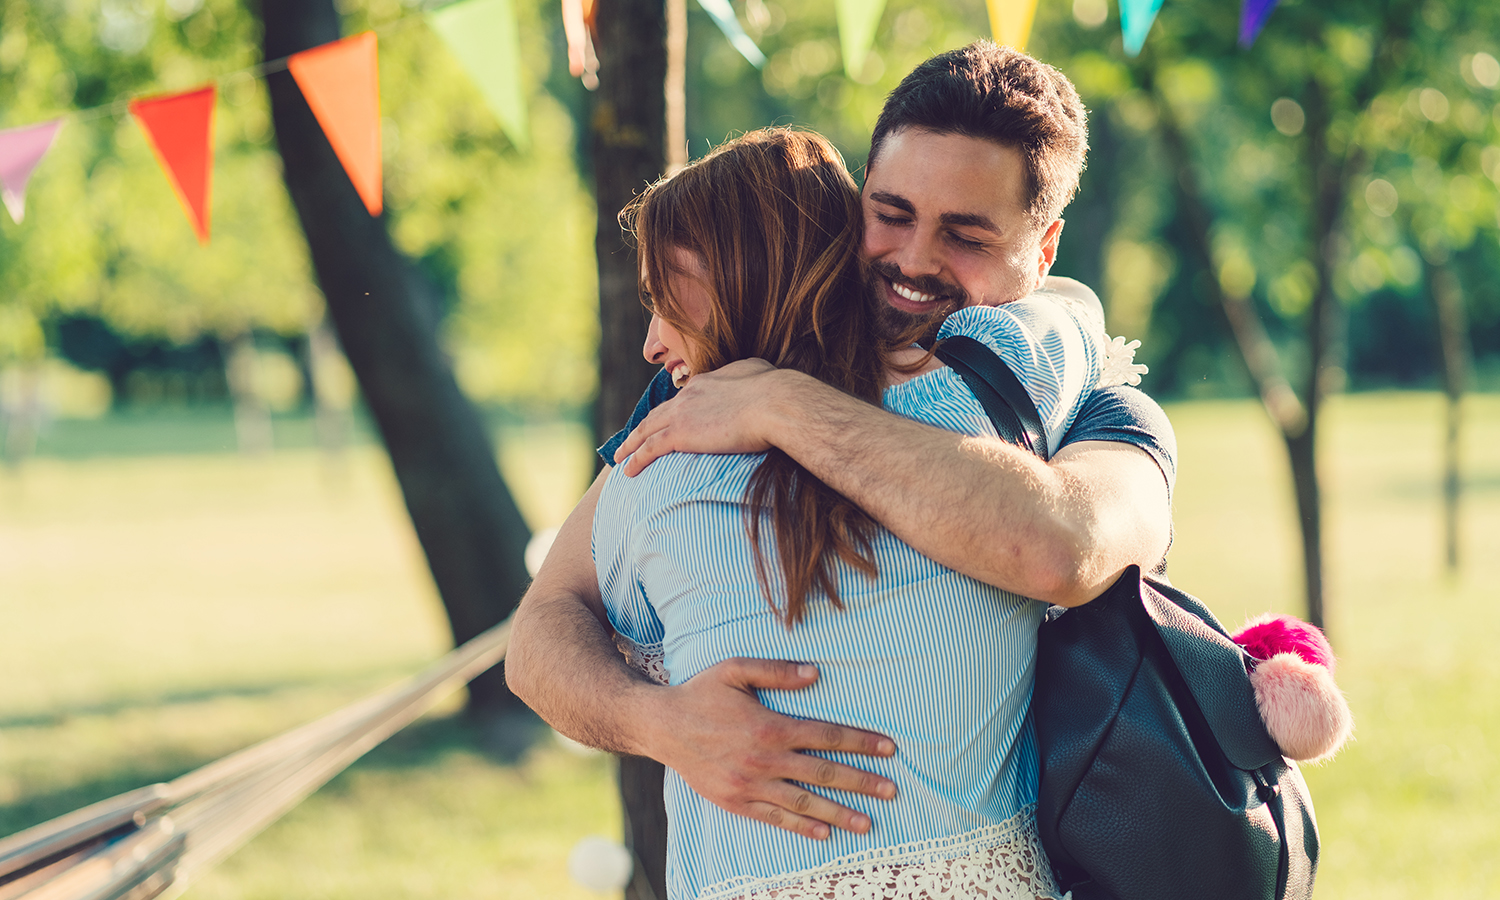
[594,128,1104,900]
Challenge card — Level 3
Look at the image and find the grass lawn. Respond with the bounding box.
[2,394,1498,897]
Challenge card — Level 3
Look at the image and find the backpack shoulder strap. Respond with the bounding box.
[934,334,1050,460]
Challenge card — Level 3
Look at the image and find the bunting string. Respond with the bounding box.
[0,3,522,235]
[1,0,1291,234]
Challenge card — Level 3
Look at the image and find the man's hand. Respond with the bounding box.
[614,359,779,475]
[510,469,898,841]
[643,657,898,841]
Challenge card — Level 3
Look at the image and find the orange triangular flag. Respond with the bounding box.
[130,86,216,243]
[289,32,382,216]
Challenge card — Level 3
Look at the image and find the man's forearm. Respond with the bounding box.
[505,578,659,756]
[750,369,1167,605]
[504,470,661,756]
[505,467,902,838]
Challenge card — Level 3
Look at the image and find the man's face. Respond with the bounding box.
[860,128,1063,329]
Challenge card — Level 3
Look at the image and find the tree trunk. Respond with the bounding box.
[619,754,669,900]
[591,0,670,448]
[588,0,672,894]
[1149,78,1334,631]
[258,0,532,713]
[1425,262,1469,573]
[1284,427,1324,629]
[305,316,353,469]
[222,330,273,456]
[0,362,43,468]
[665,0,688,174]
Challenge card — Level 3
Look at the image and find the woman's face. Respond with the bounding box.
[641,246,713,388]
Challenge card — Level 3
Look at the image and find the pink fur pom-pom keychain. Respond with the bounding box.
[1231,614,1354,763]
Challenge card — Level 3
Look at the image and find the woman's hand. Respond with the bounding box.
[614,359,781,475]
[641,657,898,840]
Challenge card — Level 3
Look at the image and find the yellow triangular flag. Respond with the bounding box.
[986,0,1040,49]
[836,0,886,79]
[430,0,530,152]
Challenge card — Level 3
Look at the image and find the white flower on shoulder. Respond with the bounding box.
[1099,335,1148,387]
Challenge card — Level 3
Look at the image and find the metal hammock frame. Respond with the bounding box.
[0,622,511,900]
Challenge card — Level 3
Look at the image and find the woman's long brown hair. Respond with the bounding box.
[621,128,927,627]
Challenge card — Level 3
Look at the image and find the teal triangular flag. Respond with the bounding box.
[429,0,530,151]
[696,0,766,67]
[1120,0,1164,56]
[837,0,887,79]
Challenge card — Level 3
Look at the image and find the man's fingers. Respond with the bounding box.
[613,422,653,466]
[783,717,898,759]
[715,657,821,692]
[784,753,898,802]
[740,801,832,841]
[621,431,670,476]
[763,783,873,835]
[613,402,674,466]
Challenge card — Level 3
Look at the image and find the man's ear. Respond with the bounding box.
[1037,219,1064,280]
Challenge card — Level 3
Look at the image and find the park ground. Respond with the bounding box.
[2,392,1498,898]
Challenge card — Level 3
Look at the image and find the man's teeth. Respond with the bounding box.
[671,364,691,387]
[891,281,939,304]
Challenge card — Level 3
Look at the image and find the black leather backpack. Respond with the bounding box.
[936,335,1319,900]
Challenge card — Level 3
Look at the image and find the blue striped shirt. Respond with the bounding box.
[594,297,1100,899]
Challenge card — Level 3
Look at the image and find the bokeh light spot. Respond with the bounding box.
[1271,98,1305,136]
[1365,179,1399,217]
[1073,0,1109,29]
[1419,88,1450,122]
[1471,52,1500,89]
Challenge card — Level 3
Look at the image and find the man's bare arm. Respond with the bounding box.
[504,468,899,840]
[614,365,1171,606]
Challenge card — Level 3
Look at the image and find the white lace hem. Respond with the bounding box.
[616,634,671,686]
[697,805,1066,900]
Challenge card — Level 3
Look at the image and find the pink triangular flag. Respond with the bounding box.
[0,119,64,224]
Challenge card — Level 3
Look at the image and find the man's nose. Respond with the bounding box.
[642,315,667,364]
[889,229,942,277]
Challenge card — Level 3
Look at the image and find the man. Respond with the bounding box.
[506,41,1174,843]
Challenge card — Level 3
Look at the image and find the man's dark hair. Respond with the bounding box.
[869,41,1088,227]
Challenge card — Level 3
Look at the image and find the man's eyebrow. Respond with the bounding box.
[869,191,1004,235]
[867,191,914,214]
[938,211,1002,233]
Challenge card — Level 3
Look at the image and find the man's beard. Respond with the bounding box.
[869,260,966,345]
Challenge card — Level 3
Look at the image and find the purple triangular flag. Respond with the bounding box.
[0,119,64,223]
[1239,0,1279,47]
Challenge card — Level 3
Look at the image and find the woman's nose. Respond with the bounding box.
[642,315,667,364]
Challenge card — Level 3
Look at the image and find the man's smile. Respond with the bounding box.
[890,281,940,304]
[871,261,966,314]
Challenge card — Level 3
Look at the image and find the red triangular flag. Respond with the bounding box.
[130,86,215,243]
[289,32,383,216]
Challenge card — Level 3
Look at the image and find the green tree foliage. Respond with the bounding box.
[655,0,1498,625]
[0,0,597,409]
[350,0,598,408]
[0,0,317,360]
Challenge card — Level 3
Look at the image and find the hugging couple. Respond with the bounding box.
[508,41,1176,900]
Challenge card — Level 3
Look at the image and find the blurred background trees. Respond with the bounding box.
[1,0,1497,651]
[0,0,596,454]
[2,1,1497,894]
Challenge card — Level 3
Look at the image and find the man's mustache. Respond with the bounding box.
[869,261,967,307]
